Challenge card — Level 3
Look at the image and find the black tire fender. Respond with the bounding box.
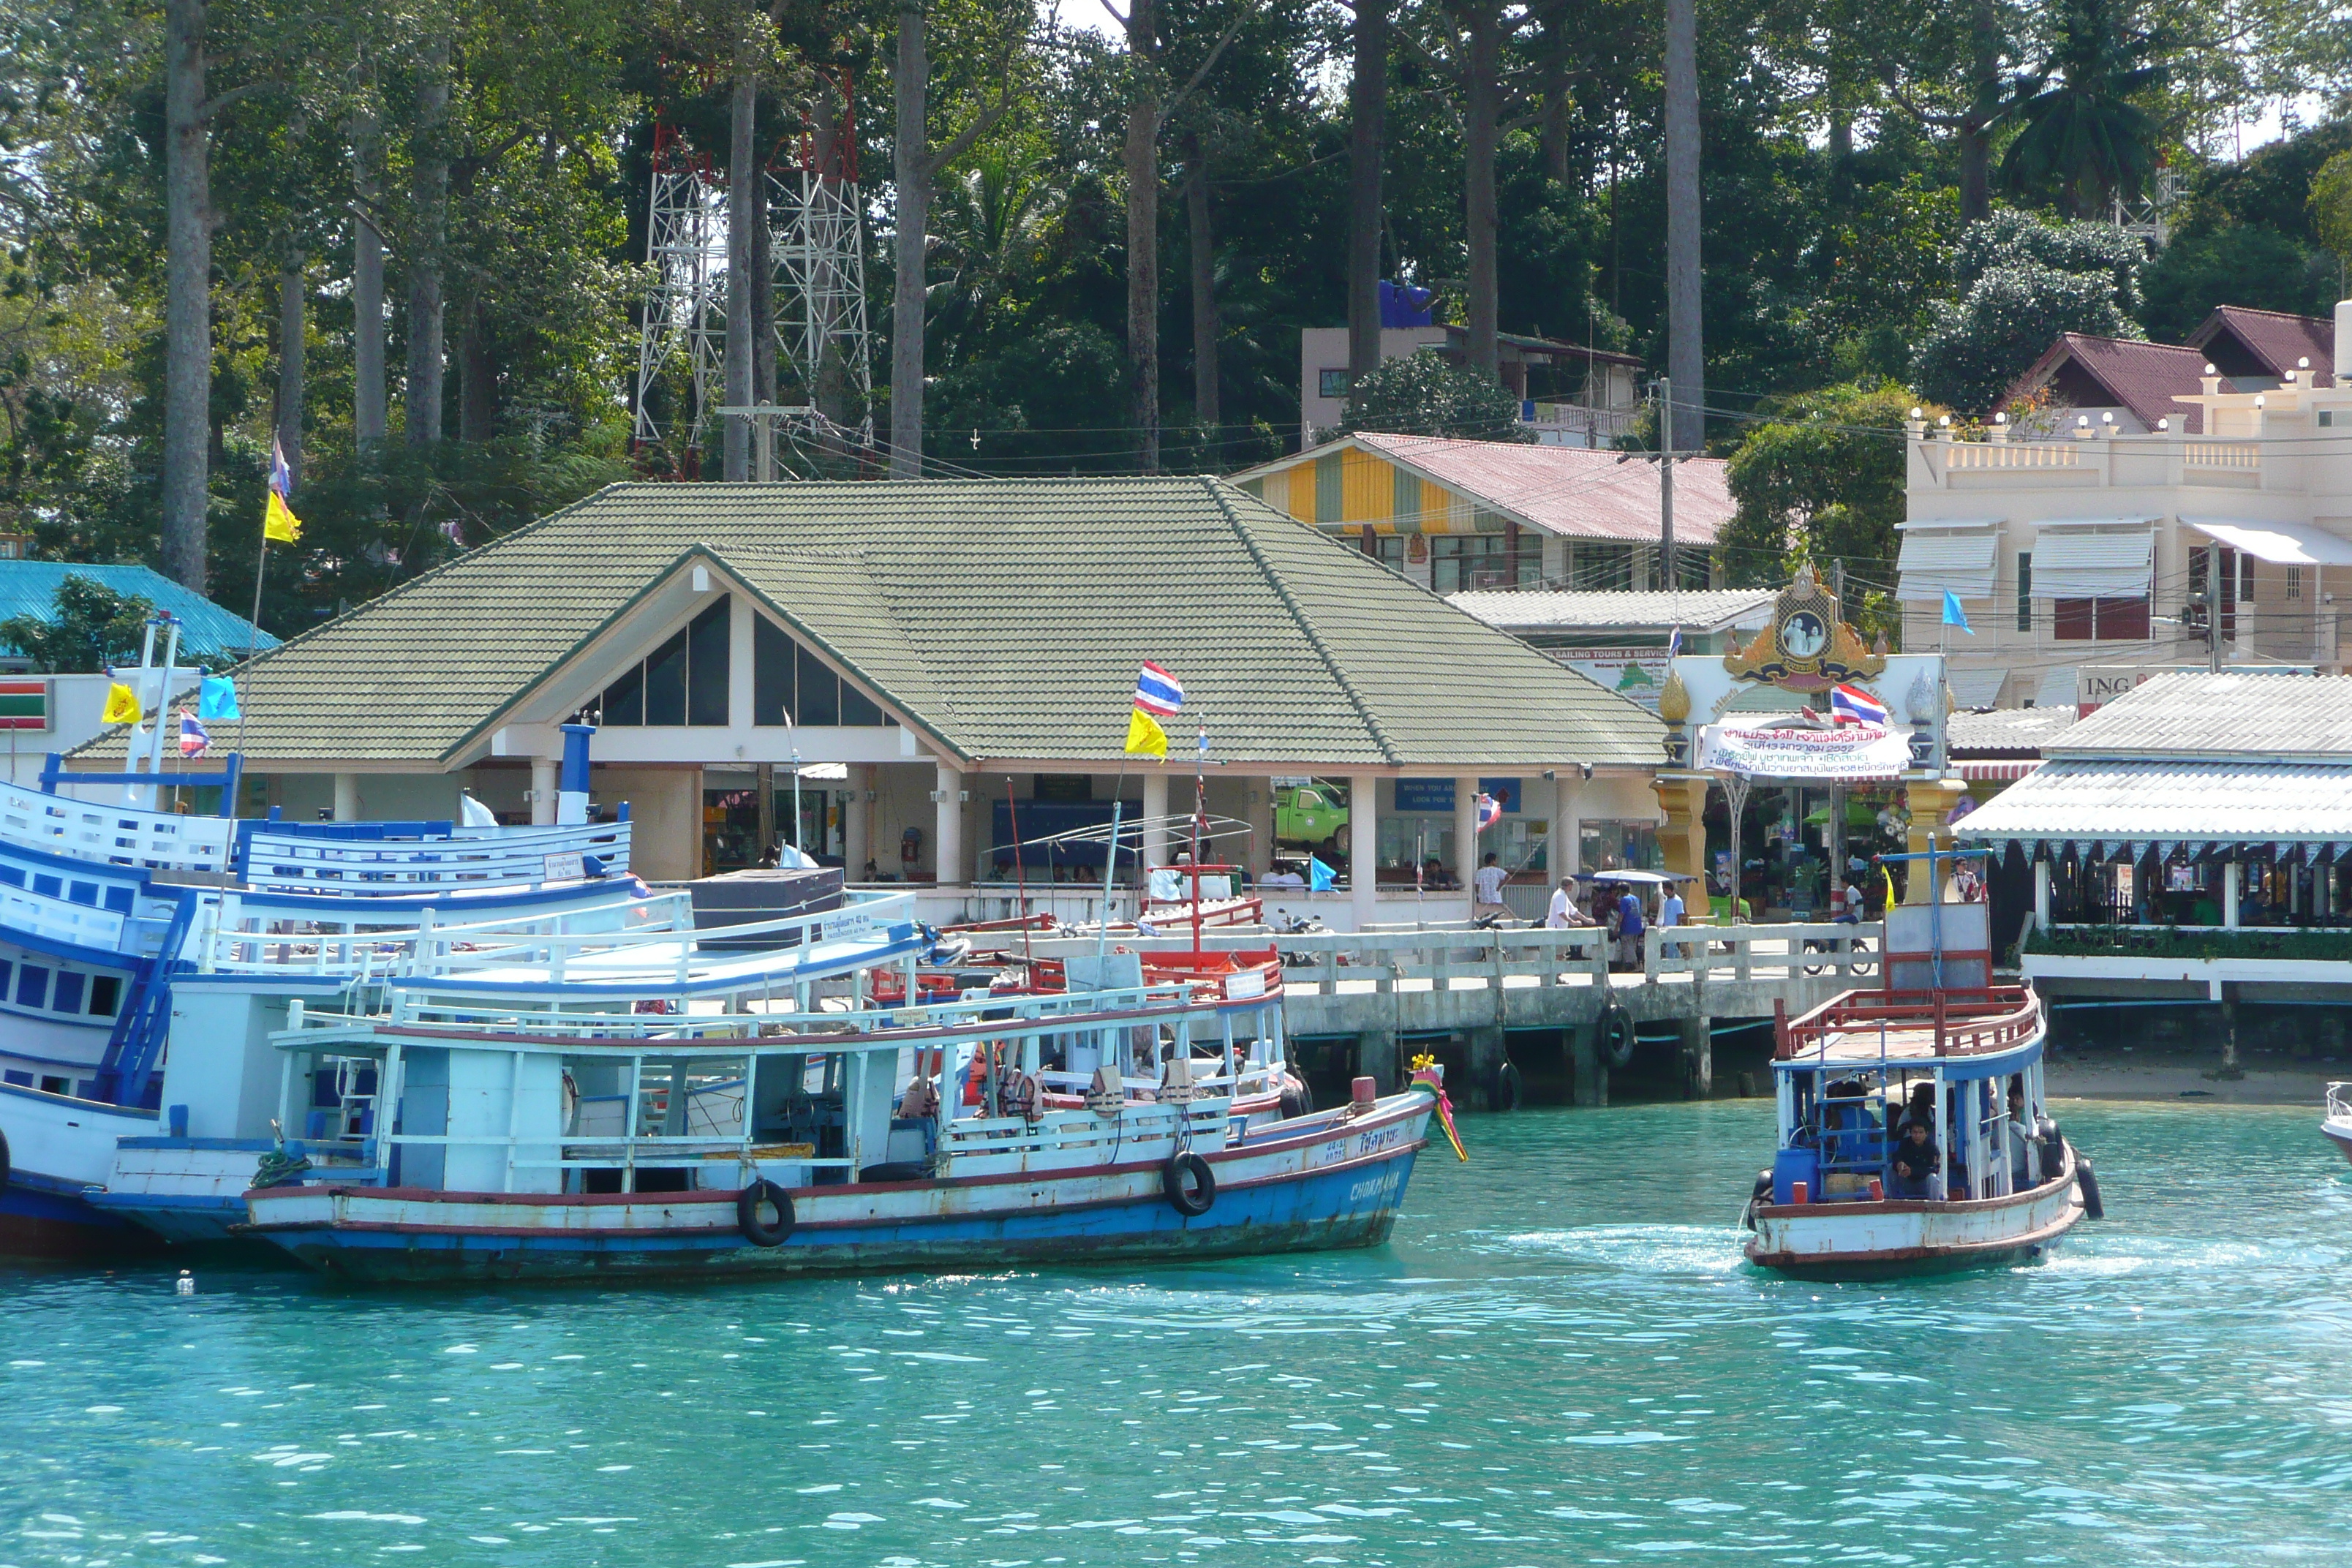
[2074,1153,2105,1221]
[736,1179,795,1247]
[0,1126,10,1192]
[1493,1059,1524,1112]
[1164,1151,1215,1217]
[1278,1074,1315,1120]
[1599,1005,1637,1070]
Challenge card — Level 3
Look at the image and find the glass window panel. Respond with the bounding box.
[15,963,48,1009]
[643,630,690,725]
[839,679,884,726]
[50,972,84,1014]
[2016,551,2032,630]
[601,660,645,725]
[87,975,121,1017]
[753,614,795,726]
[796,644,840,725]
[687,598,731,725]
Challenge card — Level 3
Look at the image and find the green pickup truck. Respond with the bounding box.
[1274,780,1352,854]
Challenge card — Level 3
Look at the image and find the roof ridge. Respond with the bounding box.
[1207,479,1399,765]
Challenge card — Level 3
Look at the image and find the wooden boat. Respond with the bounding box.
[237,941,1429,1282]
[1743,982,2100,1278]
[2324,1083,2352,1165]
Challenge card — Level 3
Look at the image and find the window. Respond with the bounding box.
[2323,410,2337,427]
[86,975,121,1017]
[753,613,891,727]
[2016,551,2032,630]
[1431,536,1535,593]
[1319,368,1349,399]
[50,972,83,1014]
[1572,540,1635,592]
[1,1071,27,1088]
[15,964,48,1009]
[2289,566,2304,601]
[2053,597,2151,641]
[600,596,730,726]
[1673,550,1711,590]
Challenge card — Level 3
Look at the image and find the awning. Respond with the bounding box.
[1947,666,2008,708]
[2029,521,2154,598]
[1954,758,2352,845]
[1955,758,2040,782]
[1895,522,1997,602]
[2181,517,2352,566]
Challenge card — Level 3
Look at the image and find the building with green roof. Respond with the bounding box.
[71,478,1667,921]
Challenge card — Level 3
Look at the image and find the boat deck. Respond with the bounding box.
[1776,986,2043,1067]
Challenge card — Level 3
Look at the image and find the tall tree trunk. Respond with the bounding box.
[1184,135,1219,435]
[457,288,497,442]
[1662,0,1703,449]
[1124,0,1160,473]
[404,40,450,447]
[161,0,211,589]
[276,252,305,491]
[1537,7,1572,186]
[1346,0,1388,388]
[890,0,929,476]
[1460,6,1501,380]
[351,99,387,447]
[750,148,776,429]
[723,71,755,480]
[1959,122,1991,222]
[1959,0,2002,223]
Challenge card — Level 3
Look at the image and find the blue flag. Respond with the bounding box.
[197,674,241,721]
[1942,590,1975,635]
[1308,856,1335,893]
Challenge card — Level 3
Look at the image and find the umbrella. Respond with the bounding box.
[1575,869,1702,885]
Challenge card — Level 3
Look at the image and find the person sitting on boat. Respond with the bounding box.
[2006,1080,2048,1188]
[1890,1119,1940,1199]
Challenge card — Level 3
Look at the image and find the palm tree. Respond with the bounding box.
[2001,0,2168,219]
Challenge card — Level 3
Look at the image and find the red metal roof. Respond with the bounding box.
[2008,333,2209,433]
[2187,305,2334,384]
[1348,433,1734,543]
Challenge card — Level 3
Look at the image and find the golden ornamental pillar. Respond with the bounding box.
[1902,777,1970,905]
[1653,774,1711,894]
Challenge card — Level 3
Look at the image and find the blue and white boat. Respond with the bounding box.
[238,924,1436,1283]
[1741,897,2102,1279]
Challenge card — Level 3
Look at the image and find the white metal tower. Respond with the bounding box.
[770,165,873,448]
[631,126,729,452]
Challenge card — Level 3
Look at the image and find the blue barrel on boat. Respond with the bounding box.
[1773,1146,1820,1206]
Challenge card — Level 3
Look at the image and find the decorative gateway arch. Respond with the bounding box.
[1649,565,1967,908]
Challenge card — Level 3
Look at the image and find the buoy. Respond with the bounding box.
[175,1270,195,1297]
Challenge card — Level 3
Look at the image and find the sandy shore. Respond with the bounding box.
[2047,1047,2344,1106]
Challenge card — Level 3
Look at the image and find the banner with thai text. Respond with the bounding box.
[1695,721,1912,780]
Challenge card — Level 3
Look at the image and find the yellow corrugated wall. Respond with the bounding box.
[1341,448,1386,523]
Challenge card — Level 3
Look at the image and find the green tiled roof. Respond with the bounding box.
[164,479,1662,769]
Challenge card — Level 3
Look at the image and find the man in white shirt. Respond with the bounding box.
[1545,878,1591,927]
[1658,883,1684,927]
[1473,852,1509,916]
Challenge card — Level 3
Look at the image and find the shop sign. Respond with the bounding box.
[1393,777,1525,813]
[0,678,48,731]
[1695,721,1912,780]
[1550,647,1673,709]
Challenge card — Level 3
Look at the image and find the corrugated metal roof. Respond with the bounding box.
[1956,758,2352,841]
[0,562,280,663]
[2048,671,2352,760]
[1948,704,2079,756]
[1302,434,1736,544]
[1447,588,1773,632]
[97,478,1662,771]
[2009,333,2208,432]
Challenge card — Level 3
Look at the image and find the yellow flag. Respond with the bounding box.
[1124,707,1167,758]
[102,682,143,725]
[265,489,303,544]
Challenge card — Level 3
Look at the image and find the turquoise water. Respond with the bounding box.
[5,1100,2351,1567]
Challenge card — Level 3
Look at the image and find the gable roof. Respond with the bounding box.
[0,562,280,664]
[2046,671,2352,761]
[1248,434,1733,545]
[2187,306,2333,383]
[163,478,1662,772]
[1448,587,1773,634]
[2008,333,2209,431]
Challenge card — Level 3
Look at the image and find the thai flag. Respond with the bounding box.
[1476,792,1503,831]
[178,709,210,758]
[1829,683,1888,727]
[1134,661,1184,717]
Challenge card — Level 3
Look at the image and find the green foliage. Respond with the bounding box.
[2142,225,2334,343]
[2001,0,2169,217]
[1912,211,2144,411]
[2026,923,2352,963]
[2310,149,2352,270]
[0,574,155,673]
[1330,353,1531,443]
[1721,380,1920,589]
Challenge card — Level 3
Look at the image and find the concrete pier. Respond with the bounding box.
[1678,1016,1711,1098]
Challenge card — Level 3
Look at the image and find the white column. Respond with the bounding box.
[844,764,870,878]
[529,757,557,826]
[934,761,965,886]
[332,772,359,823]
[1142,770,1170,869]
[1349,772,1379,929]
[2032,859,2051,930]
[1454,774,1480,890]
[2224,860,2241,930]
[1554,772,1583,875]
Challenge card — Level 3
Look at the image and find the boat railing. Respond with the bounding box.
[0,779,236,874]
[939,1097,1229,1158]
[2328,1082,2352,1123]
[401,890,917,986]
[193,888,691,979]
[238,818,634,894]
[1775,985,2041,1061]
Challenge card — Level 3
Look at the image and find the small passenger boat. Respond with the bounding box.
[2324,1083,2352,1165]
[1743,982,2100,1278]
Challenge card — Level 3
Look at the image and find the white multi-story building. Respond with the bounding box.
[1901,301,2352,709]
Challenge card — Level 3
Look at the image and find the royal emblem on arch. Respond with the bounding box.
[1721,563,1886,693]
